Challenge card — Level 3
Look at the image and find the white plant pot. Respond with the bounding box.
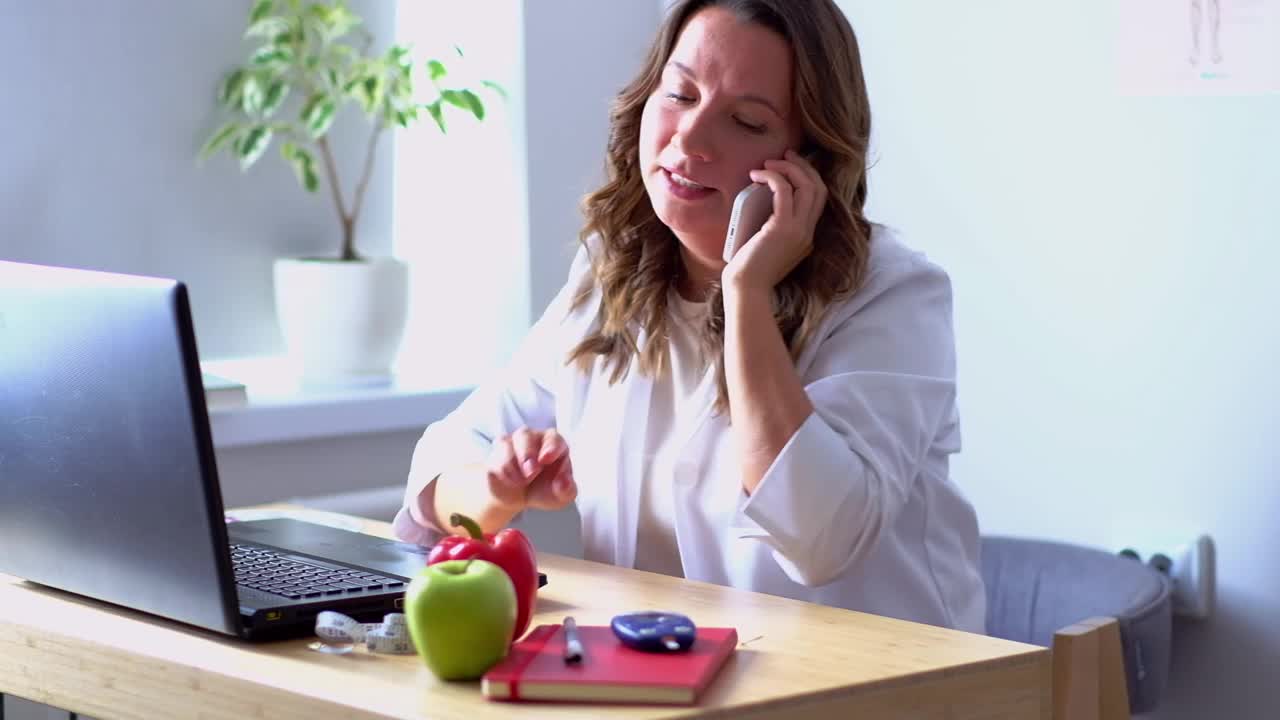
[272,256,409,387]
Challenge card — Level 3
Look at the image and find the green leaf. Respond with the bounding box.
[241,74,264,114]
[459,89,484,120]
[360,75,385,113]
[426,59,446,81]
[424,100,445,133]
[325,5,360,38]
[392,106,419,128]
[261,80,289,117]
[389,80,413,106]
[245,16,290,39]
[439,89,463,109]
[217,69,247,108]
[386,45,411,68]
[305,3,331,24]
[238,125,273,170]
[307,1,359,39]
[198,121,241,161]
[303,164,319,193]
[251,45,294,66]
[309,104,337,138]
[249,0,275,24]
[441,89,483,120]
[301,93,337,137]
[481,79,508,101]
[281,142,320,192]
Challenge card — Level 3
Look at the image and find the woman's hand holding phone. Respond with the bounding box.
[721,149,827,295]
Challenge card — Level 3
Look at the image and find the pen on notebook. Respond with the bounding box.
[563,616,584,664]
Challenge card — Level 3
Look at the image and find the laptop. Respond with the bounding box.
[0,260,542,641]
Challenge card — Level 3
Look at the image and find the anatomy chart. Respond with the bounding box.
[1118,0,1280,95]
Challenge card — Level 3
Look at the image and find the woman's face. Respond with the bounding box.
[639,7,802,272]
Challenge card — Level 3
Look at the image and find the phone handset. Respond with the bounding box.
[723,182,774,262]
[723,149,820,262]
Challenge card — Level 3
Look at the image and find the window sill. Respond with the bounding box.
[202,357,473,449]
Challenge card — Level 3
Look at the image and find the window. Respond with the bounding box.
[392,1,529,388]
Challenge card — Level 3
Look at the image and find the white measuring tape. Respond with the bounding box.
[311,610,415,655]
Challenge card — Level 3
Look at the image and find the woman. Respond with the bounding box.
[394,0,986,633]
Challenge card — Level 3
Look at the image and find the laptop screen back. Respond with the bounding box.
[0,261,240,635]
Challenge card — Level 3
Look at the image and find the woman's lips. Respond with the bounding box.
[661,168,715,201]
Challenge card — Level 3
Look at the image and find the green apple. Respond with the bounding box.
[405,558,517,680]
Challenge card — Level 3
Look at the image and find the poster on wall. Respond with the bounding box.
[1118,0,1280,95]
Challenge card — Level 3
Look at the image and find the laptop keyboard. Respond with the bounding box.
[231,543,405,600]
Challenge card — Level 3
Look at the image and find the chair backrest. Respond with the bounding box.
[980,536,1173,714]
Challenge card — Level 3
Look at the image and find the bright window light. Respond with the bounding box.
[393,2,528,389]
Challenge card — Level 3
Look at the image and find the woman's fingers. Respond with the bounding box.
[489,436,523,485]
[786,149,824,187]
[551,454,576,501]
[486,436,528,508]
[488,427,575,511]
[537,428,568,466]
[526,450,577,510]
[509,427,542,479]
[747,168,794,224]
[763,152,824,224]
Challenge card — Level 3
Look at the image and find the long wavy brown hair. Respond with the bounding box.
[568,0,873,413]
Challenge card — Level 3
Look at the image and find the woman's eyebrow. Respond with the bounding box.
[665,61,784,119]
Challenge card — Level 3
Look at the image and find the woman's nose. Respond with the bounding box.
[672,109,714,161]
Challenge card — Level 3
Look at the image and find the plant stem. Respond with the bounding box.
[316,136,356,261]
[349,122,384,257]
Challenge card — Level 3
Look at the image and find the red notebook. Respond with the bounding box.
[481,623,738,704]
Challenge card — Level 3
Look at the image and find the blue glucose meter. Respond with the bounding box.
[610,611,697,652]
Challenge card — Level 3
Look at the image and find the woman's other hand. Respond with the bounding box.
[722,149,828,294]
[486,427,578,513]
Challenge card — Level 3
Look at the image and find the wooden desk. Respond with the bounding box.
[0,510,1049,719]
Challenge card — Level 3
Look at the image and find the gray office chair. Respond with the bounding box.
[981,536,1173,719]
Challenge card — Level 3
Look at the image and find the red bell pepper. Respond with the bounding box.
[427,513,539,641]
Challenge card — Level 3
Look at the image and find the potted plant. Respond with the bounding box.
[199,0,501,385]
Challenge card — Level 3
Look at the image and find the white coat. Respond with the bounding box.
[394,225,986,633]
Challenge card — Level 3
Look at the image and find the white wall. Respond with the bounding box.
[839,1,1280,717]
[392,2,530,388]
[521,1,663,318]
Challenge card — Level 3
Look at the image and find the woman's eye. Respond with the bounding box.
[736,117,766,133]
[665,92,693,103]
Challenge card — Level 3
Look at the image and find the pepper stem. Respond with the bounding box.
[450,513,486,541]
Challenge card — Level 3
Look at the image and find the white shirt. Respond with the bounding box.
[394,226,987,633]
[632,290,714,578]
